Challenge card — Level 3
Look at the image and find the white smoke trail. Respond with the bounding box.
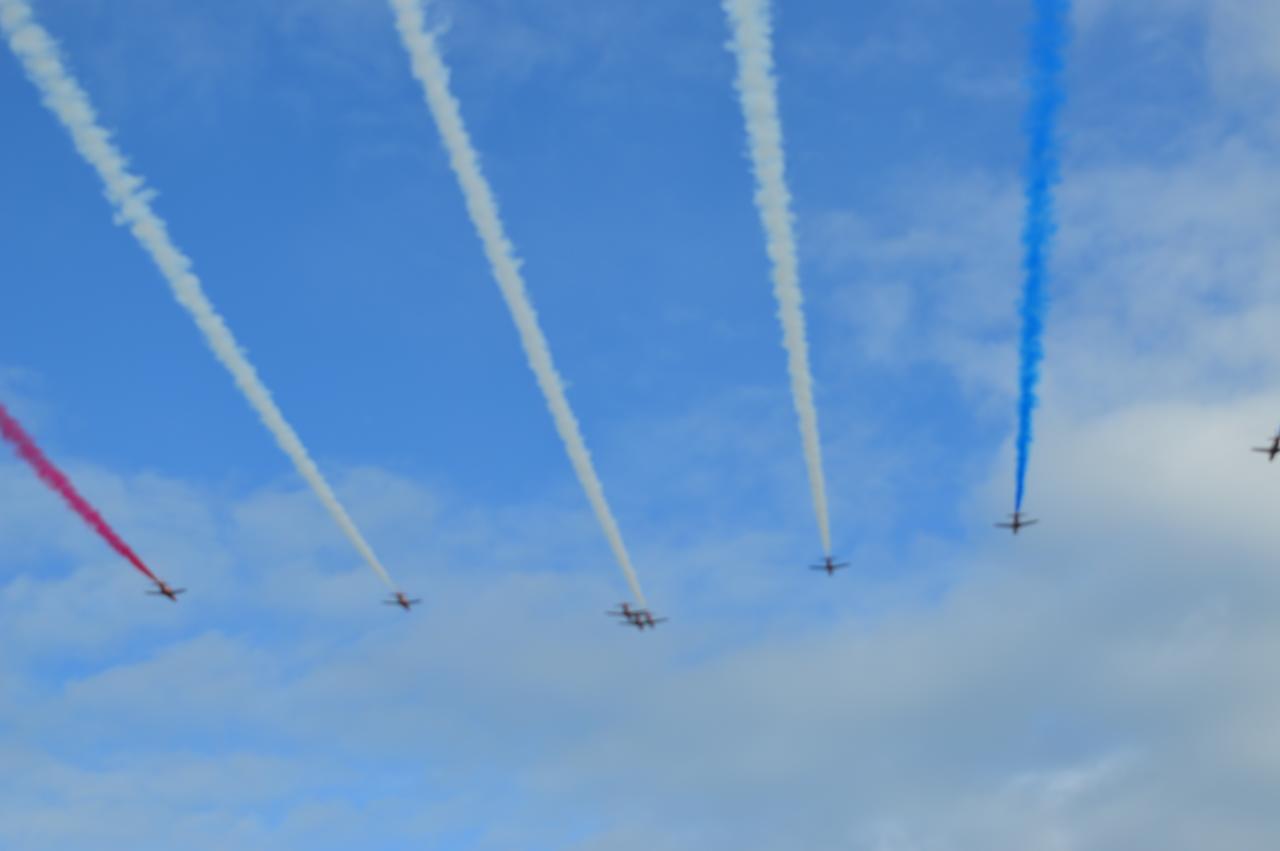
[722,0,832,555]
[387,0,648,608]
[0,0,400,592]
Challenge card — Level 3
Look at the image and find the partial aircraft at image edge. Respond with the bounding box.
[1252,434,1280,462]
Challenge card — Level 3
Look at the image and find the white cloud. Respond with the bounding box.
[4,374,1280,848]
[810,134,1280,425]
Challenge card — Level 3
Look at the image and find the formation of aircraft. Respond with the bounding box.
[1253,434,1280,462]
[809,556,850,576]
[133,428,1280,622]
[375,424,1280,620]
[146,580,185,602]
[384,592,422,612]
[606,603,667,631]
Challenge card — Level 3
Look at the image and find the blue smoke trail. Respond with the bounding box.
[1014,0,1069,512]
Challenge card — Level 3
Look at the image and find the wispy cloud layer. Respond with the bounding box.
[4,384,1280,849]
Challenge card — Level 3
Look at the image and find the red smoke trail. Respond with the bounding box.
[0,402,158,583]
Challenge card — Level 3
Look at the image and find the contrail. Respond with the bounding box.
[1,0,400,593]
[722,0,832,555]
[1013,0,1069,512]
[386,0,648,608]
[1,402,161,584]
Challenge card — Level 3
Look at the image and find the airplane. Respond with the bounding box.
[1252,434,1280,462]
[606,603,668,630]
[995,511,1039,534]
[383,591,421,612]
[626,610,668,631]
[809,555,850,576]
[606,602,642,622]
[146,580,186,602]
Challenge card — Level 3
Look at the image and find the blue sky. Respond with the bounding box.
[4,0,1280,847]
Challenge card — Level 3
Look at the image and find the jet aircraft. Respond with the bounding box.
[1252,434,1280,462]
[606,602,641,622]
[147,580,185,602]
[995,511,1038,534]
[809,556,850,576]
[627,610,668,630]
[607,603,667,630]
[384,591,421,611]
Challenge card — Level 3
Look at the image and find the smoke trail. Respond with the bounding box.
[0,402,160,583]
[1,0,400,592]
[386,0,648,607]
[1013,0,1069,512]
[722,0,832,555]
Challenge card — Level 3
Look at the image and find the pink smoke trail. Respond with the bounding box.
[0,402,159,583]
